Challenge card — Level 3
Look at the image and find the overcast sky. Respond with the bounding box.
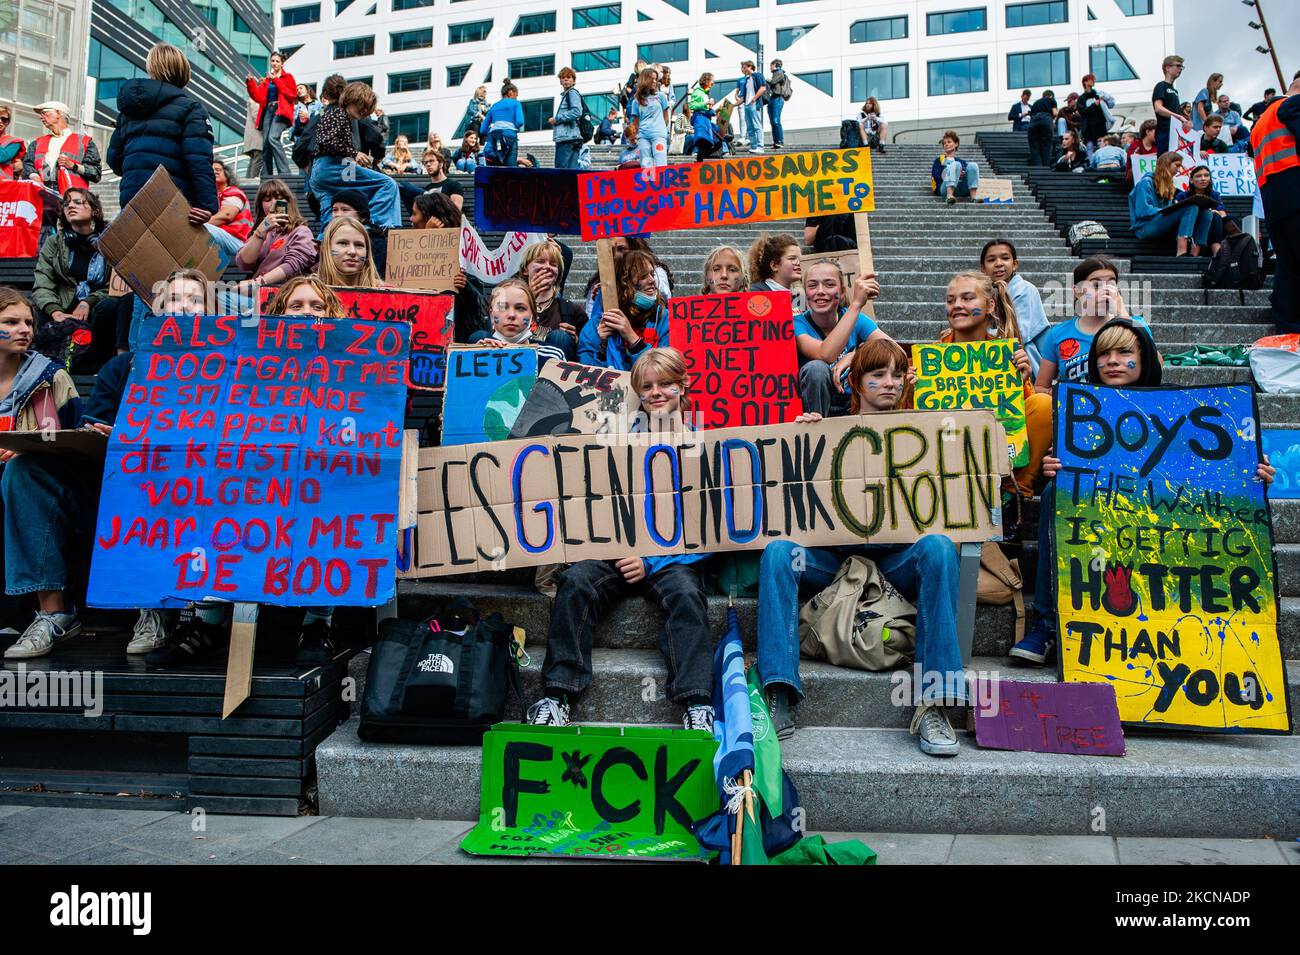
[1176,0,1298,101]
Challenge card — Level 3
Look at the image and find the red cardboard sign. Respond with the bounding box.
[670,291,801,429]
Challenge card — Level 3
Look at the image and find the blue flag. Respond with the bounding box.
[711,607,754,796]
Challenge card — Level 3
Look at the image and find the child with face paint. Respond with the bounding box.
[1012,319,1275,665]
[792,261,886,417]
[699,246,749,295]
[526,348,716,732]
[577,250,671,370]
[760,338,969,756]
[980,240,1050,378]
[470,279,571,363]
[316,216,386,288]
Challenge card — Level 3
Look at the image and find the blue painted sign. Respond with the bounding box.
[440,345,538,446]
[88,315,410,608]
[1262,428,1300,500]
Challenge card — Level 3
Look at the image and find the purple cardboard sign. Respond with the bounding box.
[974,679,1125,757]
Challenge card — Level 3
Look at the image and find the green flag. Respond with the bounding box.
[747,666,783,818]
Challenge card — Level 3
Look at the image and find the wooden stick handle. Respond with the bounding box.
[596,238,620,318]
[854,213,876,321]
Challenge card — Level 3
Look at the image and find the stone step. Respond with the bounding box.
[853,319,1269,345]
[314,718,1300,837]
[861,302,1269,325]
[878,284,1273,308]
[393,583,1300,662]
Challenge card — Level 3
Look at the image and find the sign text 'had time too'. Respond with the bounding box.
[89,314,410,607]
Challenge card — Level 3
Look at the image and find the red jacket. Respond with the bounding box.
[0,134,24,180]
[246,72,297,127]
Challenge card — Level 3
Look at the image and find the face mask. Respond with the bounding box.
[633,290,657,311]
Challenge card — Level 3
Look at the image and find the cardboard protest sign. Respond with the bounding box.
[440,344,539,446]
[1130,153,1189,192]
[474,166,580,234]
[912,340,1028,467]
[508,359,639,438]
[978,178,1015,204]
[0,429,107,460]
[671,291,801,429]
[407,410,1009,577]
[1262,428,1300,499]
[1202,152,1258,197]
[0,180,42,257]
[385,228,461,290]
[88,315,409,608]
[460,724,717,860]
[98,167,222,302]
[1054,383,1290,732]
[578,148,874,240]
[973,678,1124,756]
[459,221,546,286]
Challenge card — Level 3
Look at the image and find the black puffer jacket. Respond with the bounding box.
[107,79,218,213]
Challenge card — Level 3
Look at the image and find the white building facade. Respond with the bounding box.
[274,0,1175,145]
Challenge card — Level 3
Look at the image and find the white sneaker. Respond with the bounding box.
[126,609,168,654]
[682,704,715,733]
[910,704,959,757]
[526,696,570,726]
[749,146,765,153]
[4,612,82,659]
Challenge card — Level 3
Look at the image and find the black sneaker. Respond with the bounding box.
[145,609,225,670]
[296,617,336,665]
[767,685,798,741]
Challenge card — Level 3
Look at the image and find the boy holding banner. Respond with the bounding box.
[525,348,716,731]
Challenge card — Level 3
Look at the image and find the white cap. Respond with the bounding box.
[34,101,71,115]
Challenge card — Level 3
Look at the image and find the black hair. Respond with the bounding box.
[1073,255,1120,285]
[412,191,462,228]
[980,238,1019,264]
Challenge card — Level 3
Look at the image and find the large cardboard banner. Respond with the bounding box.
[99,168,222,302]
[385,228,461,290]
[460,724,717,860]
[440,344,539,446]
[89,315,409,608]
[459,221,546,286]
[408,410,1009,577]
[671,291,801,429]
[508,359,640,438]
[578,148,875,240]
[474,166,580,234]
[1054,383,1290,733]
[913,340,1028,468]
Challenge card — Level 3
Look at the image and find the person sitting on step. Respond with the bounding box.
[468,278,572,364]
[979,239,1051,379]
[316,215,388,289]
[577,250,671,370]
[758,338,969,757]
[525,347,716,731]
[699,245,749,295]
[931,130,980,204]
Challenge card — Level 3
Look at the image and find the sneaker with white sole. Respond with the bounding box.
[4,611,82,659]
[910,703,959,757]
[126,609,169,654]
[682,704,715,733]
[526,696,570,726]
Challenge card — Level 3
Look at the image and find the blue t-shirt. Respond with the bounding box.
[630,91,671,140]
[1040,315,1151,383]
[792,308,879,365]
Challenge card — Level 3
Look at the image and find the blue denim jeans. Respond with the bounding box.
[637,135,668,167]
[204,224,245,275]
[2,455,99,595]
[797,360,852,417]
[766,96,784,146]
[743,104,764,149]
[310,155,403,229]
[1134,205,1215,247]
[942,159,980,197]
[757,537,968,705]
[488,130,518,167]
[554,140,581,169]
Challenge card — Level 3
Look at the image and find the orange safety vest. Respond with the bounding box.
[32,132,90,193]
[0,134,24,181]
[1251,96,1300,188]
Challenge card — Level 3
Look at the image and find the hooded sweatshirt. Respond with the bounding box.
[107,79,219,213]
[0,351,79,432]
[1086,318,1163,387]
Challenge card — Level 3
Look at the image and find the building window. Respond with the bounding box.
[706,0,757,10]
[573,47,620,72]
[281,4,320,26]
[637,39,687,63]
[509,55,555,79]
[662,0,687,10]
[389,111,429,143]
[334,36,375,58]
[927,8,987,35]
[336,0,355,14]
[393,0,433,9]
[851,64,908,102]
[449,19,493,43]
[347,76,374,86]
[279,46,303,62]
[447,63,471,86]
[248,55,269,74]
[1090,43,1138,82]
[521,99,553,132]
[573,3,620,28]
[586,92,619,118]
[511,12,556,36]
[796,71,832,96]
[390,28,433,51]
[777,0,815,4]
[1114,0,1153,14]
[389,69,432,93]
[727,32,759,53]
[850,16,907,43]
[1007,49,1068,88]
[777,25,815,50]
[928,56,987,95]
[233,12,252,32]
[1006,1,1067,27]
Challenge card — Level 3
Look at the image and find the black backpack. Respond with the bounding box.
[1202,231,1265,303]
[839,119,863,149]
[571,89,596,143]
[358,597,523,744]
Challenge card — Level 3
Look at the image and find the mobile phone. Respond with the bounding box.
[274,199,288,215]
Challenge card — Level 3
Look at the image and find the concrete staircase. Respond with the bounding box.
[316,142,1300,839]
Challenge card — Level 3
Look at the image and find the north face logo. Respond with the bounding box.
[416,653,453,674]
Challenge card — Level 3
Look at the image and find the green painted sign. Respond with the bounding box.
[460,724,719,860]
